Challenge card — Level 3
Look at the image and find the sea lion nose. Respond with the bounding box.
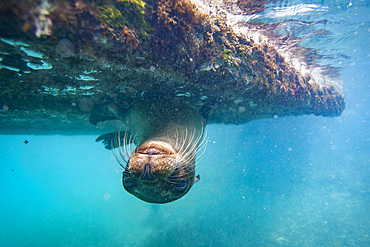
[141,163,155,181]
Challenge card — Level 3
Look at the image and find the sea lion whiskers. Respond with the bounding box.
[169,152,198,178]
[112,132,125,168]
[193,131,208,165]
[113,146,126,170]
[128,128,141,155]
[120,130,133,162]
[187,125,205,159]
[173,160,197,178]
[112,129,142,170]
[171,128,206,178]
[113,131,132,169]
[176,126,197,161]
[123,130,131,161]
[165,124,194,163]
[174,124,189,159]
[177,125,204,165]
[171,122,181,152]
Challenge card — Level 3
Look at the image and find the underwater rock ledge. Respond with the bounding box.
[0,0,344,134]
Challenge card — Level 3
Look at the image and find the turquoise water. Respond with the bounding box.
[1,1,369,246]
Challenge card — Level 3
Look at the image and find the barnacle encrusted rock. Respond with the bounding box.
[0,0,344,134]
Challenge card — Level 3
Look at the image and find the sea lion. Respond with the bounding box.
[92,101,206,203]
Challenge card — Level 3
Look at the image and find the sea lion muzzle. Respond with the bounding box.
[118,138,203,203]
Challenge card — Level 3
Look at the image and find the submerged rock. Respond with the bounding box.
[55,38,75,58]
[0,0,344,134]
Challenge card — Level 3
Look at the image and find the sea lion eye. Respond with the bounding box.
[172,179,188,191]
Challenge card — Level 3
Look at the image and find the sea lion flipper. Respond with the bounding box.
[96,132,116,150]
[96,131,132,150]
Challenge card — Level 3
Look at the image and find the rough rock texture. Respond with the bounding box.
[0,0,344,134]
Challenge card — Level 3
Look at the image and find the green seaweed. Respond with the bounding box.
[98,4,126,29]
[97,0,147,30]
[221,48,233,63]
[118,0,146,13]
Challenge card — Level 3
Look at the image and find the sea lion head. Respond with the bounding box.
[120,140,200,204]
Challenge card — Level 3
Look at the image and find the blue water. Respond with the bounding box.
[0,1,369,246]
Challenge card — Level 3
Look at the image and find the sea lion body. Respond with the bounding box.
[95,102,206,203]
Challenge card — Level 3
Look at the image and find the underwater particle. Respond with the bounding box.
[78,98,94,112]
[71,102,77,106]
[56,38,75,57]
[11,169,14,172]
[273,115,278,119]
[287,147,292,151]
[1,104,9,111]
[239,106,246,113]
[103,193,111,200]
[331,144,339,151]
[23,140,29,144]
[150,66,156,72]
[276,236,289,244]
